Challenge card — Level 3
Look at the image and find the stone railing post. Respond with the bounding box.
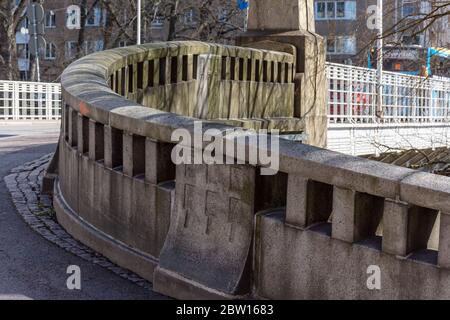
[332,187,384,243]
[104,126,123,169]
[77,114,89,155]
[123,132,145,177]
[145,139,175,184]
[383,198,438,256]
[89,120,104,161]
[68,108,78,147]
[439,213,450,268]
[286,174,333,229]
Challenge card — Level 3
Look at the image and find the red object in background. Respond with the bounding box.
[329,86,369,116]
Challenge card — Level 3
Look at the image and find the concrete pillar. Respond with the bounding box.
[332,187,384,243]
[439,213,450,268]
[89,120,104,161]
[382,199,410,256]
[248,0,315,32]
[332,187,357,243]
[145,139,175,184]
[123,132,145,177]
[77,114,89,155]
[286,175,333,229]
[131,62,138,93]
[124,66,129,97]
[104,125,123,169]
[382,199,438,256]
[63,104,69,141]
[68,108,78,147]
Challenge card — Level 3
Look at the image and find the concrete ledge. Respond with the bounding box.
[0,120,61,126]
[153,267,247,300]
[53,179,158,282]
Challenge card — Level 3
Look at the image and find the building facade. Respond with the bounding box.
[314,0,450,75]
[16,0,126,82]
[15,0,245,82]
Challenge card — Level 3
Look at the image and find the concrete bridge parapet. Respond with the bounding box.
[48,40,450,300]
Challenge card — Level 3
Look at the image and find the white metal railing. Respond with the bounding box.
[2,63,449,125]
[326,62,450,125]
[0,80,61,120]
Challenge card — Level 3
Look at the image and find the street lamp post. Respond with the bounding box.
[376,0,383,118]
[137,0,142,45]
[31,3,41,82]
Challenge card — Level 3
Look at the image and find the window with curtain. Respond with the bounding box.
[316,1,357,20]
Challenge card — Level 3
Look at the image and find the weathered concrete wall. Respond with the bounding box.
[56,107,174,279]
[116,44,298,132]
[255,211,449,300]
[50,41,450,300]
[154,164,256,299]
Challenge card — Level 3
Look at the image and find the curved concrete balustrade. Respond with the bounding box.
[53,41,450,299]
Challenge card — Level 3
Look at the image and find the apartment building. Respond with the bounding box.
[16,0,126,82]
[314,0,450,75]
[146,0,245,42]
[16,0,245,82]
[314,0,376,65]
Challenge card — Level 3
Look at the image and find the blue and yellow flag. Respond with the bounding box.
[426,47,450,75]
[237,0,249,10]
[429,47,450,59]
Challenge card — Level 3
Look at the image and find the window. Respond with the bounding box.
[218,8,229,22]
[402,0,429,18]
[119,41,127,47]
[316,2,325,19]
[67,5,81,29]
[151,16,164,29]
[45,42,56,60]
[45,10,56,28]
[336,2,345,18]
[402,3,416,17]
[17,44,29,59]
[20,71,28,81]
[315,1,356,20]
[66,41,77,59]
[326,36,357,54]
[183,9,196,25]
[86,7,103,26]
[401,34,424,46]
[84,40,104,54]
[326,2,335,18]
[327,38,336,53]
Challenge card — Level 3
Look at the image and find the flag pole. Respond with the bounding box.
[376,0,383,118]
[245,3,249,32]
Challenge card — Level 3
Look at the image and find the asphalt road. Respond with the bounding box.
[0,122,163,300]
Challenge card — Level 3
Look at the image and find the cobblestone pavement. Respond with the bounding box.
[0,124,163,300]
